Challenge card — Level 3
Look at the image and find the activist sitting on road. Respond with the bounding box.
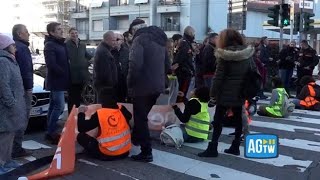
[0,34,27,174]
[77,88,132,161]
[257,77,294,118]
[172,87,210,143]
[291,76,320,111]
[198,29,254,158]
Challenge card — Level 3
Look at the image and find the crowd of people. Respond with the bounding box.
[0,18,320,174]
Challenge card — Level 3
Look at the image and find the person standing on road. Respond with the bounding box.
[93,31,118,103]
[295,40,319,96]
[258,36,271,99]
[44,22,70,145]
[66,27,92,113]
[201,33,218,88]
[11,24,33,158]
[278,41,299,97]
[173,26,196,103]
[198,29,254,158]
[128,19,169,162]
[0,34,26,174]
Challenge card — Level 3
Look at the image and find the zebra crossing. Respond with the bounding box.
[130,97,320,180]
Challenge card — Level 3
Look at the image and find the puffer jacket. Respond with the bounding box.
[211,45,254,107]
[0,50,26,132]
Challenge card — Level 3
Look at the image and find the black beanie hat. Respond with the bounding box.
[129,18,145,34]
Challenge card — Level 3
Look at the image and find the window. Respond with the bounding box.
[76,20,89,34]
[161,13,180,31]
[92,20,103,32]
[119,0,129,5]
[117,16,129,30]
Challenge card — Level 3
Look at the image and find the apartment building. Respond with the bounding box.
[70,0,210,44]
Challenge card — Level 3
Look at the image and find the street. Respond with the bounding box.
[8,94,320,180]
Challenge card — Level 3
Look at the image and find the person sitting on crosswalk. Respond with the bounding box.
[172,87,211,143]
[257,77,294,118]
[291,76,320,111]
[77,88,132,161]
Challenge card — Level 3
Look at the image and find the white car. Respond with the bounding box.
[30,74,68,120]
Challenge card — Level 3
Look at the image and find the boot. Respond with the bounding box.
[224,140,240,156]
[198,142,218,157]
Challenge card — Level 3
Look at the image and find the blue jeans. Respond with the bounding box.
[292,99,301,109]
[204,75,214,89]
[47,91,65,135]
[279,69,293,93]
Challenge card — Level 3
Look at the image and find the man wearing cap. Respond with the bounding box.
[127,19,169,162]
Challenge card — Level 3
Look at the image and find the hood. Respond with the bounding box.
[215,45,254,62]
[44,35,65,45]
[133,26,167,46]
[0,49,15,61]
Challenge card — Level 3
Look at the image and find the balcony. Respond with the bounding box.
[110,4,149,16]
[161,24,180,32]
[157,0,181,13]
[70,11,89,19]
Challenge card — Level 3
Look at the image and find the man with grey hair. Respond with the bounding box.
[128,19,170,162]
[12,24,33,158]
[93,31,118,103]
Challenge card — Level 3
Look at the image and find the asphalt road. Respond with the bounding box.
[8,94,320,180]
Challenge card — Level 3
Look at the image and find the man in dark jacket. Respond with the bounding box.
[173,26,196,103]
[66,27,92,113]
[44,22,70,144]
[127,19,169,162]
[296,40,319,96]
[201,33,218,88]
[278,41,299,96]
[11,24,33,158]
[93,31,118,103]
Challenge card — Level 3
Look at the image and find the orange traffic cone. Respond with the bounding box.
[18,106,77,180]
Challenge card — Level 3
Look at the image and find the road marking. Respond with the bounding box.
[24,156,37,162]
[152,149,271,180]
[221,128,320,153]
[184,142,312,172]
[78,159,99,166]
[22,140,51,150]
[253,115,320,125]
[251,121,320,134]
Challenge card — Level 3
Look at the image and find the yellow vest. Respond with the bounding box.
[185,98,210,139]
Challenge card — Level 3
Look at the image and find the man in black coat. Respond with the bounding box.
[296,40,319,96]
[93,31,118,103]
[44,22,70,144]
[201,33,218,88]
[127,19,169,162]
[173,26,196,103]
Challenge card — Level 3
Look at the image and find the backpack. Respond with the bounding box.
[241,58,263,99]
[160,124,184,149]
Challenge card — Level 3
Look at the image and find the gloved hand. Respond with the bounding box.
[208,98,217,107]
[172,105,179,110]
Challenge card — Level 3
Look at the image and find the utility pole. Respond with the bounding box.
[289,0,294,42]
[299,0,305,42]
[279,0,284,50]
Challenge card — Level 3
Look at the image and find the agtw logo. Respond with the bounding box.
[244,134,279,159]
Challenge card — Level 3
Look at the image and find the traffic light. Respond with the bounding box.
[267,5,280,27]
[281,4,290,26]
[303,12,315,31]
[293,13,300,32]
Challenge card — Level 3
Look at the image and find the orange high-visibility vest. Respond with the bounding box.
[96,105,131,156]
[300,82,319,108]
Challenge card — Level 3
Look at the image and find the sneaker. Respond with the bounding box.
[45,133,61,145]
[4,160,20,169]
[12,148,33,159]
[131,153,153,162]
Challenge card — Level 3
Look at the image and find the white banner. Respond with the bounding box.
[299,0,314,9]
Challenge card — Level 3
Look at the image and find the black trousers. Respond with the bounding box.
[132,94,159,155]
[176,76,191,103]
[296,68,313,96]
[210,105,243,142]
[77,133,129,161]
[68,84,84,113]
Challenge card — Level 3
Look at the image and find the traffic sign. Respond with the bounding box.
[299,0,314,10]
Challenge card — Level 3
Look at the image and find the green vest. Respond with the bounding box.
[266,88,287,117]
[185,98,210,139]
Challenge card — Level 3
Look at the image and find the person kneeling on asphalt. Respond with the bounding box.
[257,78,294,118]
[77,88,132,161]
[172,87,211,143]
[291,76,320,111]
